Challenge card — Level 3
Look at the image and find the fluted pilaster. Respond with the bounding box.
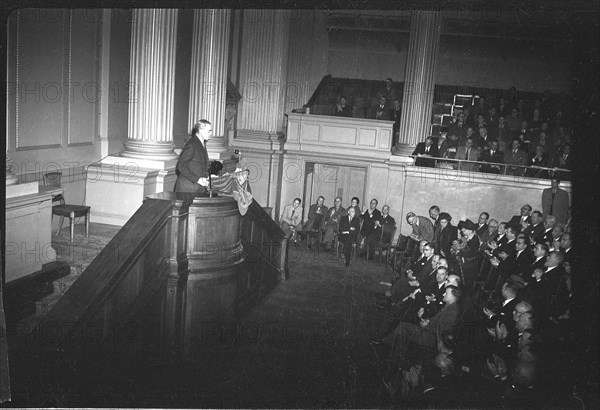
[188,9,231,156]
[123,9,178,160]
[237,10,290,138]
[284,10,316,114]
[398,11,441,146]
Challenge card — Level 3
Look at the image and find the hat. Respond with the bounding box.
[460,219,478,231]
[507,274,526,288]
[439,212,452,222]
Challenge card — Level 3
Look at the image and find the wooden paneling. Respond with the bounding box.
[15,9,66,150]
[69,10,101,146]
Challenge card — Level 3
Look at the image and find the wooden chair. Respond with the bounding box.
[43,172,91,243]
[335,233,357,261]
[366,225,397,270]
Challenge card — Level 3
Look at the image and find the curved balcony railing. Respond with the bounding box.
[409,155,571,179]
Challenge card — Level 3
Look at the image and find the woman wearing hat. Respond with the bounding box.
[459,219,481,287]
[437,212,459,259]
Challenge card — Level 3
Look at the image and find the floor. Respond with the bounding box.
[4,227,596,408]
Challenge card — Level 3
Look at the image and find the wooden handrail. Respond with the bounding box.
[408,154,571,176]
[37,191,288,356]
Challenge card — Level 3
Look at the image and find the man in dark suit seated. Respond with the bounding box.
[298,195,328,248]
[504,138,529,176]
[478,139,504,174]
[382,285,462,362]
[522,211,545,246]
[339,206,361,267]
[366,205,396,260]
[525,145,550,178]
[509,204,532,229]
[412,136,439,168]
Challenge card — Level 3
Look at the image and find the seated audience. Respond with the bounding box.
[436,212,459,258]
[322,196,346,250]
[509,204,532,229]
[279,197,303,243]
[476,212,490,238]
[338,206,360,268]
[382,285,462,362]
[525,145,550,178]
[360,198,382,252]
[478,140,504,174]
[369,95,392,120]
[349,196,362,216]
[522,211,545,245]
[504,138,528,176]
[365,205,395,260]
[455,136,479,171]
[439,133,460,159]
[490,115,511,152]
[298,195,328,246]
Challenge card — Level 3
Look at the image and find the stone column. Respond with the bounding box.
[236,9,290,140]
[121,9,179,163]
[188,9,231,160]
[89,9,179,226]
[397,11,441,148]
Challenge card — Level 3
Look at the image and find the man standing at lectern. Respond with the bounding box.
[175,119,212,194]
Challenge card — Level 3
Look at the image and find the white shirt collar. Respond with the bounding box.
[503,297,515,307]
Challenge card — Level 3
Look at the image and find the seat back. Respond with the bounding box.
[43,171,65,204]
[43,171,62,187]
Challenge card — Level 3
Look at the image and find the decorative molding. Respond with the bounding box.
[16,144,62,151]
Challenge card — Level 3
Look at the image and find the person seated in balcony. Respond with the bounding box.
[323,196,346,251]
[391,98,402,149]
[476,114,487,132]
[455,136,479,172]
[298,195,328,247]
[529,108,543,134]
[504,138,528,176]
[478,140,504,174]
[513,120,532,148]
[334,95,353,117]
[448,112,467,145]
[490,115,511,153]
[463,106,475,129]
[439,133,460,160]
[475,126,492,150]
[506,108,522,135]
[369,95,392,120]
[525,145,550,178]
[497,97,510,118]
[412,136,439,168]
[554,143,572,170]
[474,96,488,119]
[280,197,303,244]
[379,77,398,102]
[487,106,499,130]
[532,131,552,156]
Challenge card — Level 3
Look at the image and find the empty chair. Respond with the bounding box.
[43,172,90,243]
